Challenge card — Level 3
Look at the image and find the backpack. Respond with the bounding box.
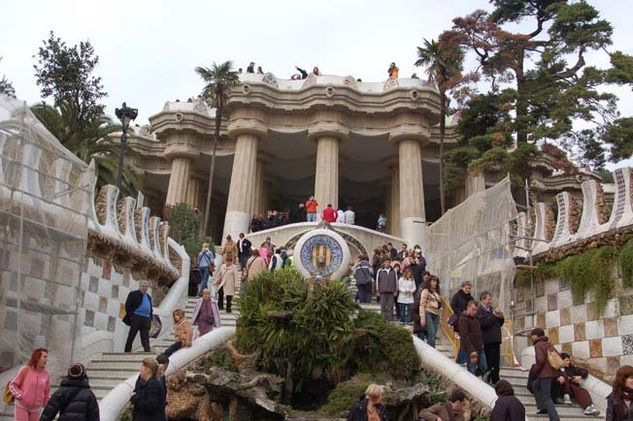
[355,264,372,285]
[547,346,565,370]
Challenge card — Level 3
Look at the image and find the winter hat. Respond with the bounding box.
[68,362,86,380]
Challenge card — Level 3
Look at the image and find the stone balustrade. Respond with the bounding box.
[89,184,181,283]
[517,167,633,262]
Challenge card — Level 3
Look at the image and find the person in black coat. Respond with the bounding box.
[450,281,474,315]
[131,358,166,421]
[477,291,505,384]
[40,363,99,421]
[347,384,388,421]
[236,233,252,270]
[490,380,525,421]
[124,281,153,352]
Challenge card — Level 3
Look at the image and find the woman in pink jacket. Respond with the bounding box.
[9,348,51,421]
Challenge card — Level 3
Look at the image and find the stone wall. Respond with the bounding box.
[513,274,633,381]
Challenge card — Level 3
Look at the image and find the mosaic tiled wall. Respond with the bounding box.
[0,254,160,370]
[514,276,633,380]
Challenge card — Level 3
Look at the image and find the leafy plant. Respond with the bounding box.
[167,203,213,260]
[618,239,633,288]
[555,246,617,312]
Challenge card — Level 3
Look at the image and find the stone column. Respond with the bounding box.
[390,163,401,237]
[165,157,191,205]
[223,132,260,239]
[398,139,425,245]
[186,175,204,210]
[313,136,340,215]
[251,158,265,218]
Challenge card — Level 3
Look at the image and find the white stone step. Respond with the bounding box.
[99,352,156,361]
[88,367,139,378]
[90,360,148,370]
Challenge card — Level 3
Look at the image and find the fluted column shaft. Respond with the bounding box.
[390,164,401,237]
[165,157,191,205]
[314,136,339,214]
[251,159,265,218]
[223,133,258,238]
[186,176,203,210]
[399,139,425,242]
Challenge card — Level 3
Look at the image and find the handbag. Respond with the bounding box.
[3,366,27,405]
[547,346,565,370]
[206,315,215,325]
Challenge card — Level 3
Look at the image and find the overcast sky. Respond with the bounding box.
[1,0,631,169]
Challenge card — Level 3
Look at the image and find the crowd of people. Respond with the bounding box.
[248,195,357,233]
[238,60,417,82]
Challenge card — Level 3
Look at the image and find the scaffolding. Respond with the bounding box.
[0,96,94,375]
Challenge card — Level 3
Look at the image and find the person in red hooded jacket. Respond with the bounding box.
[321,204,337,223]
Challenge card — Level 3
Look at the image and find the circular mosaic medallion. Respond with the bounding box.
[293,229,351,280]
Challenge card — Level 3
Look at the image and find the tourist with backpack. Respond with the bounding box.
[39,363,99,421]
[353,256,374,303]
[197,243,214,297]
[530,328,561,421]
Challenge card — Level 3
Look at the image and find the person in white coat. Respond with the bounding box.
[344,206,355,224]
[336,209,345,223]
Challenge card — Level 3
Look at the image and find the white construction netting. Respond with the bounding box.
[426,176,517,312]
[0,95,94,375]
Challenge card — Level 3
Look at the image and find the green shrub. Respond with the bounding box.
[352,310,419,380]
[618,238,633,288]
[555,245,617,312]
[235,268,357,392]
[205,348,237,372]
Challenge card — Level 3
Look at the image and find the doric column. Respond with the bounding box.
[251,157,267,218]
[390,162,401,238]
[223,129,262,239]
[397,138,426,245]
[186,174,204,210]
[165,157,192,205]
[314,136,340,213]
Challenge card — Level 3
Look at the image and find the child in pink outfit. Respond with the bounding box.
[9,348,51,421]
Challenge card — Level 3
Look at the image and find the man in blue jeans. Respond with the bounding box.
[458,301,488,377]
[197,243,214,296]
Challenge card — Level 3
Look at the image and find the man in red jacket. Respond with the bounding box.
[321,204,337,223]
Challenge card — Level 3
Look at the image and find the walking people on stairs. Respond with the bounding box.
[476,291,504,385]
[458,301,487,378]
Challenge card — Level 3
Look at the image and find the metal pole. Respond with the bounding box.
[116,127,127,190]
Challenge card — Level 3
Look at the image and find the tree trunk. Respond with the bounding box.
[201,100,222,237]
[515,56,528,145]
[439,91,446,215]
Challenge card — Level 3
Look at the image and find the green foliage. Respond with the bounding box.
[443,146,481,192]
[236,269,357,392]
[597,168,614,183]
[618,239,633,288]
[31,32,142,196]
[0,57,15,98]
[555,246,617,312]
[448,1,633,166]
[167,203,213,260]
[468,147,508,173]
[351,310,419,380]
[205,348,237,372]
[602,118,633,162]
[316,378,368,417]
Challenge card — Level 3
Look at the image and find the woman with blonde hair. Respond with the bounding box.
[347,383,388,421]
[161,309,192,357]
[131,358,165,421]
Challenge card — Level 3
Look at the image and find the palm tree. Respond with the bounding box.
[415,38,463,215]
[195,61,239,236]
[31,102,142,196]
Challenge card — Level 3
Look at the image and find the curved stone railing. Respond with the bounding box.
[245,222,406,258]
[519,167,633,261]
[88,184,180,283]
[98,326,236,421]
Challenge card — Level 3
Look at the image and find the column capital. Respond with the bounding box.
[164,144,199,161]
[387,125,431,145]
[227,119,268,139]
[307,122,349,141]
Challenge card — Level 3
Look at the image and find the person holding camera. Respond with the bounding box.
[476,291,505,384]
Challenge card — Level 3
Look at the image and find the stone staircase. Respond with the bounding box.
[1,294,598,421]
[358,300,595,421]
[0,296,238,420]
